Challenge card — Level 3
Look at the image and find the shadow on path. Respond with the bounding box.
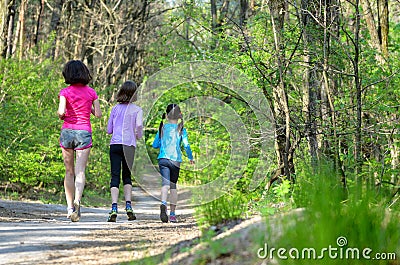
[0,183,198,265]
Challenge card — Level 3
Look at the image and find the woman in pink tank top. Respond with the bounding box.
[57,60,102,222]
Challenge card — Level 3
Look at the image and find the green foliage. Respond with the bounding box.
[253,177,293,218]
[271,178,291,199]
[195,189,249,228]
[0,58,65,193]
[255,164,400,265]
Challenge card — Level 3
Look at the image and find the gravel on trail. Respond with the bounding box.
[0,186,200,265]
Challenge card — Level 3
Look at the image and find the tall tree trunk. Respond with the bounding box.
[360,0,385,63]
[3,0,16,58]
[240,0,248,27]
[377,0,389,59]
[301,0,319,164]
[73,12,87,59]
[269,0,294,182]
[210,0,217,49]
[34,0,44,46]
[48,0,64,59]
[0,0,10,57]
[354,0,363,181]
[322,0,347,186]
[210,0,229,50]
[184,0,194,40]
[12,0,28,60]
[389,118,399,186]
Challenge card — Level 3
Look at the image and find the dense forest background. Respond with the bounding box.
[0,0,399,263]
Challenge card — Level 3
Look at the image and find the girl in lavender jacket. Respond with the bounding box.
[106,81,143,222]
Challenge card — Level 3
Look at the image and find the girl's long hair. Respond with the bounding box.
[158,104,184,138]
[116,80,137,103]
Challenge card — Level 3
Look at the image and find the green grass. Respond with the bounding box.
[194,188,249,229]
[255,165,400,265]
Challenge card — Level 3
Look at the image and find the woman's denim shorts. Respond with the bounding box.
[60,129,92,150]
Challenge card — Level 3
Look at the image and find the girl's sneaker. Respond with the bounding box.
[126,206,136,221]
[169,215,178,223]
[107,209,118,222]
[160,204,168,223]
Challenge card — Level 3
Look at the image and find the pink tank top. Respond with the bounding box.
[59,84,98,132]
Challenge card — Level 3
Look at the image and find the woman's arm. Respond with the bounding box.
[106,108,114,134]
[58,96,66,120]
[135,109,143,140]
[92,99,102,118]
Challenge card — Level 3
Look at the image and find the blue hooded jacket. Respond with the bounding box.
[152,123,193,163]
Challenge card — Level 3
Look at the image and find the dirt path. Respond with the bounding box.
[0,186,200,265]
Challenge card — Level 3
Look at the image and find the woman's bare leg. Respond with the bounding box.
[74,148,91,202]
[62,148,75,210]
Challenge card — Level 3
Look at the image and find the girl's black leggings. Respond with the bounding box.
[109,144,135,188]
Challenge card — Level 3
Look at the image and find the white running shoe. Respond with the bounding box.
[70,200,81,222]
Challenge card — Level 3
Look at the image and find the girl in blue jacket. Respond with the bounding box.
[152,103,194,223]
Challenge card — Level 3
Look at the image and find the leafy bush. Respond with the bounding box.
[0,59,64,191]
[195,188,249,228]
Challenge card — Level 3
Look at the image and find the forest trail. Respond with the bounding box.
[0,181,200,265]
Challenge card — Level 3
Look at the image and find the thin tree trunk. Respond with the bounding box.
[240,0,248,27]
[389,120,399,186]
[301,0,319,164]
[13,0,28,59]
[210,0,217,49]
[186,0,194,40]
[354,0,363,181]
[34,0,45,46]
[0,0,10,57]
[4,0,16,58]
[321,0,347,186]
[377,0,389,58]
[74,13,86,59]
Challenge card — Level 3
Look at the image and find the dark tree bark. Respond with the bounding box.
[268,0,295,182]
[377,0,389,58]
[301,0,319,164]
[34,0,45,45]
[48,0,65,59]
[239,0,248,27]
[2,0,16,58]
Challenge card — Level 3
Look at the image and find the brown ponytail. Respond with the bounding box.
[177,116,184,136]
[158,113,166,138]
